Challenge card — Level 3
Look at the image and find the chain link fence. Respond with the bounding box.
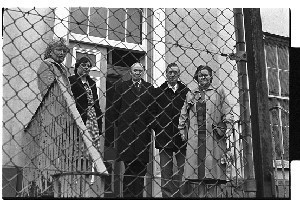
[2,8,289,198]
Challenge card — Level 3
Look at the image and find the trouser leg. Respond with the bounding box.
[123,160,147,198]
[174,148,186,197]
[159,149,175,198]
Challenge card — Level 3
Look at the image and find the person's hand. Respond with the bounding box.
[179,129,187,141]
[224,114,235,124]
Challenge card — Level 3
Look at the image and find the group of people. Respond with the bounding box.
[37,38,234,198]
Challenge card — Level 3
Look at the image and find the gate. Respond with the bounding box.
[2,8,289,198]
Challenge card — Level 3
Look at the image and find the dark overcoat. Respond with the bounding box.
[154,81,189,151]
[68,74,102,130]
[111,79,155,163]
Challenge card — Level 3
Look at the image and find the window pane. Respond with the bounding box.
[282,126,289,160]
[269,98,279,125]
[268,98,282,159]
[278,45,289,71]
[279,70,289,97]
[70,7,89,35]
[265,44,277,69]
[272,125,282,158]
[126,8,142,44]
[268,68,279,96]
[280,99,289,160]
[89,7,107,38]
[280,99,289,127]
[268,98,289,160]
[108,8,126,42]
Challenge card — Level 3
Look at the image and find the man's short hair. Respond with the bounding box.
[166,62,179,72]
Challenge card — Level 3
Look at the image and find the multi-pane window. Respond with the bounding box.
[264,33,289,161]
[69,8,143,45]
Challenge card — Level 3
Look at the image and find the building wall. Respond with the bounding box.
[2,8,55,167]
[164,8,240,119]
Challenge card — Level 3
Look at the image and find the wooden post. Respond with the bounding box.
[243,8,275,198]
[233,8,256,197]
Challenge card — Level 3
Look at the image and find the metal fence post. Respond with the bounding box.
[243,8,275,198]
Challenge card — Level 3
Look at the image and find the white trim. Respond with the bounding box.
[69,33,146,52]
[273,160,289,169]
[152,8,166,87]
[275,45,282,97]
[141,8,147,51]
[53,7,70,40]
[264,46,269,95]
[268,94,289,101]
[125,9,128,42]
[87,7,91,35]
[72,47,102,68]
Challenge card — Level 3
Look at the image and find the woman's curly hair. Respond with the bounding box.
[44,37,69,60]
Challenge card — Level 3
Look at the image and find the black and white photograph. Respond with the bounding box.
[1,1,295,199]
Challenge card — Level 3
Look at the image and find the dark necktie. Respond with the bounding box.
[135,82,140,91]
[134,82,140,92]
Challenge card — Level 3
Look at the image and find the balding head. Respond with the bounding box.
[130,62,145,82]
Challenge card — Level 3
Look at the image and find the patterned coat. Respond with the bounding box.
[68,74,103,130]
[178,85,233,180]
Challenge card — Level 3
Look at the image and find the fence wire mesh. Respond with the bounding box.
[2,7,289,198]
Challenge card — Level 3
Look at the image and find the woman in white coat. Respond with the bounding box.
[178,65,234,197]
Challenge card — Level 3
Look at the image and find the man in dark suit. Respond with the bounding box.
[111,62,155,198]
[153,63,189,197]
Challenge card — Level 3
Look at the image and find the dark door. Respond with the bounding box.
[103,65,131,198]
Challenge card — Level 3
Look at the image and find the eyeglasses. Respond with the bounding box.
[80,63,92,68]
[132,69,144,73]
[198,74,210,78]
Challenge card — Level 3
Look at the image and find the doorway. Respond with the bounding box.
[103,48,146,197]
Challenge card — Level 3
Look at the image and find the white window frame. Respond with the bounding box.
[264,39,289,101]
[264,36,289,183]
[71,47,102,70]
[152,8,166,88]
[66,8,147,52]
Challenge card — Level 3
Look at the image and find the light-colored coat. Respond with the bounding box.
[37,58,70,98]
[178,85,232,180]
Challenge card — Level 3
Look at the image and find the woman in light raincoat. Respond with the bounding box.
[178,65,233,197]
